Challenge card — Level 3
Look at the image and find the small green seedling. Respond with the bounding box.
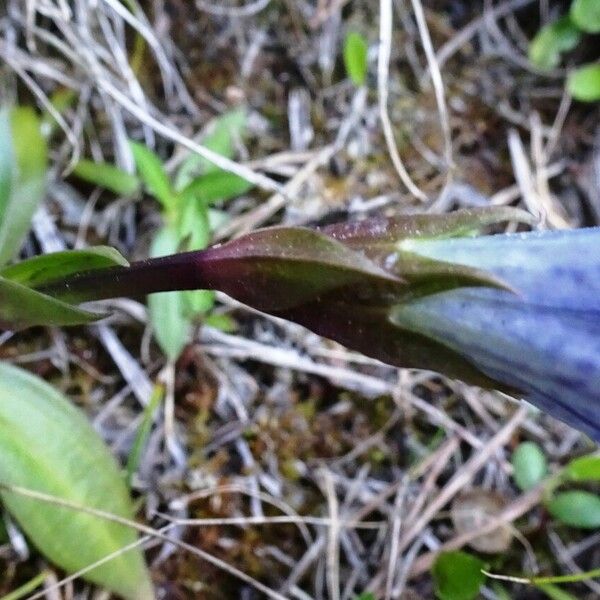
[72,108,252,360]
[529,0,600,101]
[343,31,368,86]
[429,447,600,600]
[512,441,600,529]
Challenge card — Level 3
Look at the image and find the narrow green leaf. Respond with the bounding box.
[203,312,237,332]
[565,455,600,482]
[0,277,102,329]
[72,159,141,196]
[0,362,153,599]
[548,491,600,528]
[179,169,253,205]
[184,289,215,316]
[528,16,582,71]
[511,441,547,491]
[174,109,247,189]
[432,551,486,600]
[126,384,163,485]
[567,64,600,102]
[571,0,600,33]
[148,226,191,360]
[0,107,48,265]
[177,200,212,323]
[178,197,211,251]
[344,32,368,86]
[0,247,128,288]
[0,570,49,600]
[537,583,580,600]
[176,188,214,325]
[0,110,12,224]
[129,141,175,209]
[202,109,246,162]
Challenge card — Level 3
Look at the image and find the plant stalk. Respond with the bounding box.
[40,249,215,303]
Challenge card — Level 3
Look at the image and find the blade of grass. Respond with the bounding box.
[126,384,163,485]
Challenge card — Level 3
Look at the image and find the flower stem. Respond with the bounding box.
[40,249,213,303]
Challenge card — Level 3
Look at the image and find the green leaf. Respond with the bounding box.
[0,247,128,288]
[571,0,600,33]
[0,113,12,227]
[179,169,253,205]
[528,16,582,71]
[147,226,191,360]
[353,594,376,600]
[511,441,548,491]
[565,455,600,482]
[0,570,49,600]
[174,109,247,189]
[0,362,153,599]
[537,583,579,600]
[432,551,486,600]
[567,64,600,102]
[548,491,600,528]
[175,172,234,322]
[178,196,211,251]
[0,276,102,329]
[344,32,368,86]
[203,312,237,332]
[0,107,48,265]
[129,141,175,209]
[126,384,163,485]
[72,159,141,196]
[184,289,215,316]
[202,109,246,163]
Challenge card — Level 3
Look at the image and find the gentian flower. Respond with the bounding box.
[391,227,600,442]
[29,207,600,441]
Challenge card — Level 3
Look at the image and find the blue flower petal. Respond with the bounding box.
[400,227,600,313]
[394,227,600,440]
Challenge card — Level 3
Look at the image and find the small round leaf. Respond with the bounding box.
[528,16,582,71]
[512,441,547,491]
[565,455,600,482]
[567,64,600,102]
[432,551,486,600]
[571,0,600,33]
[547,491,600,529]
